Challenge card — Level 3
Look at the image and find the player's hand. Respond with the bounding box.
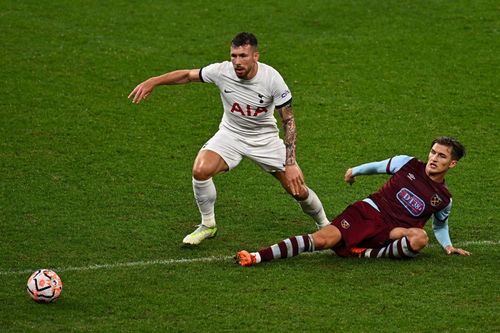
[128,78,156,104]
[285,164,304,196]
[445,245,471,256]
[344,168,356,185]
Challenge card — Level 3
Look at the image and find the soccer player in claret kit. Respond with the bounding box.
[129,32,330,245]
[236,137,471,266]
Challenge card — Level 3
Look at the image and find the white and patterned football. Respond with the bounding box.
[26,269,62,303]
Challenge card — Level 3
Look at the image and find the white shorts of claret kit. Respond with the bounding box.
[200,128,286,173]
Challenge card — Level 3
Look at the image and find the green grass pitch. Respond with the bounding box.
[1,0,498,332]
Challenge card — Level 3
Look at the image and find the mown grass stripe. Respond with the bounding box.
[2,240,498,276]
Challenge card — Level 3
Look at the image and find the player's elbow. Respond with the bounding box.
[187,69,201,82]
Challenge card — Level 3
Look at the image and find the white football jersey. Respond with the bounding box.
[200,61,292,138]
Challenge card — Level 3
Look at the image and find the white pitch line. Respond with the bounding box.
[0,255,233,276]
[1,240,498,276]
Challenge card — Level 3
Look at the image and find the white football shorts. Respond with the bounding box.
[200,128,286,172]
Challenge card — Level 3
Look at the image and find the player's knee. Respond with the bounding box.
[408,228,428,251]
[192,167,212,181]
[312,234,328,249]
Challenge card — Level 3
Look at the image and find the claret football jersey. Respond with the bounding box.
[369,158,452,228]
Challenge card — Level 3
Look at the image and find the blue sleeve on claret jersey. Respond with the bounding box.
[351,155,412,177]
[351,159,390,176]
[432,200,453,248]
[386,155,413,174]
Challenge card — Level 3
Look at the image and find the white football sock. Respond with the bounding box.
[299,187,330,228]
[252,252,262,264]
[192,178,216,227]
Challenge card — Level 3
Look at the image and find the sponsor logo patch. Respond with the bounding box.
[341,219,350,229]
[396,188,425,216]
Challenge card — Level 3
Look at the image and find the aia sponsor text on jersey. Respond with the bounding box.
[230,102,268,117]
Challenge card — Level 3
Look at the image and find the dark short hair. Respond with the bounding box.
[432,136,466,160]
[231,32,258,48]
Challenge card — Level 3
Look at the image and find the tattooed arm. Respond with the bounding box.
[277,102,304,195]
[278,103,297,165]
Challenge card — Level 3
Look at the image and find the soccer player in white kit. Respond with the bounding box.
[129,32,330,244]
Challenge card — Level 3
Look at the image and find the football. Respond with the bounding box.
[26,269,63,303]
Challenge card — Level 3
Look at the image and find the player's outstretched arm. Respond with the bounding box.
[128,69,201,104]
[344,157,408,185]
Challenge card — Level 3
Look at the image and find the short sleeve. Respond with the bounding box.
[200,62,222,84]
[271,73,292,108]
[387,155,413,174]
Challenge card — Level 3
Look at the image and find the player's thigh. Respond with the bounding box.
[331,201,390,256]
[193,130,244,180]
[249,136,286,173]
[312,225,342,250]
[250,137,308,198]
[192,149,229,180]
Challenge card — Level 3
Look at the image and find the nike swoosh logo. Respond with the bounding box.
[224,89,234,93]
